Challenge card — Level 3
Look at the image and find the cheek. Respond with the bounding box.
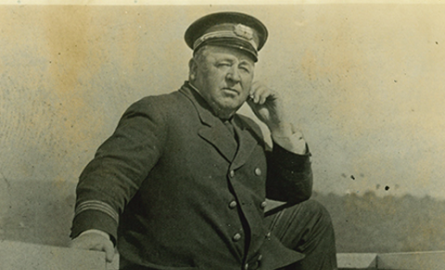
[206,69,226,85]
[241,76,253,90]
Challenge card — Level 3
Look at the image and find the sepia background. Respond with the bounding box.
[1,3,445,253]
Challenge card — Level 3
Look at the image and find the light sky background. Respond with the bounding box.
[1,3,444,199]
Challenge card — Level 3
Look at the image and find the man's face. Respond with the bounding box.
[191,46,255,118]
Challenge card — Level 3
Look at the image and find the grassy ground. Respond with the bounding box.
[313,191,445,253]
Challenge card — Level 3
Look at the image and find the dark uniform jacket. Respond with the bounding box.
[71,82,313,270]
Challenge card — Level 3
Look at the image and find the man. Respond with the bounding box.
[70,12,337,270]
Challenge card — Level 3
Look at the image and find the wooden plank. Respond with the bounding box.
[337,253,377,269]
[378,251,445,270]
[0,240,106,270]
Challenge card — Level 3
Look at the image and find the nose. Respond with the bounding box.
[226,66,241,83]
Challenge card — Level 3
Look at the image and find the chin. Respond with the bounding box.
[219,100,244,110]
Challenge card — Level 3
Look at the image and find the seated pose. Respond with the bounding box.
[70,11,337,270]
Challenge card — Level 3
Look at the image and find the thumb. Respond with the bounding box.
[103,239,115,263]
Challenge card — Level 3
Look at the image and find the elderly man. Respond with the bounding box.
[70,12,337,270]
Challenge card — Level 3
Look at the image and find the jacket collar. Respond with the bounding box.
[179,82,260,169]
[179,82,221,128]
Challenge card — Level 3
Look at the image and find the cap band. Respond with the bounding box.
[184,12,268,62]
[193,24,258,52]
[194,37,258,62]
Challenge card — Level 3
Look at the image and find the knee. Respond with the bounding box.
[300,200,333,230]
[279,200,336,252]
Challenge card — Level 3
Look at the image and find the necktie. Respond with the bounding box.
[223,119,238,145]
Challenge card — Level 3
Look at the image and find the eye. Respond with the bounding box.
[239,65,251,73]
[217,61,231,68]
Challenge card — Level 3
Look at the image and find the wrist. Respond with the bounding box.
[270,123,307,155]
[270,122,295,137]
[78,229,111,241]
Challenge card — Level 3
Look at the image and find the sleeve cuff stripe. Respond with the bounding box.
[75,200,119,223]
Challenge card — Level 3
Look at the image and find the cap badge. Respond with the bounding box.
[233,24,253,40]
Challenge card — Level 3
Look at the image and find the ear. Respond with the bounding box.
[188,58,197,81]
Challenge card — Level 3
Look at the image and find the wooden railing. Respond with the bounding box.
[1,240,444,270]
[0,240,118,270]
[338,251,445,269]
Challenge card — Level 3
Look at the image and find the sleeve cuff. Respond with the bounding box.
[271,142,311,171]
[70,210,118,245]
[78,229,111,240]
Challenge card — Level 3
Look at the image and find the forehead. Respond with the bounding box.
[200,46,256,64]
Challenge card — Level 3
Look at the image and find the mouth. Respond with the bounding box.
[222,88,239,95]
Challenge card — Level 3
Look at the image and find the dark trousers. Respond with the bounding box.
[265,200,337,270]
[120,200,337,270]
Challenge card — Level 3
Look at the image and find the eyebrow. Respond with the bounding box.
[239,60,253,65]
[239,60,254,68]
[216,56,235,62]
[214,56,254,67]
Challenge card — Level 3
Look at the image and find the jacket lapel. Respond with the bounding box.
[179,84,238,163]
[230,115,260,170]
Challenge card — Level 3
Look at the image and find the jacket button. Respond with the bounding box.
[254,167,262,176]
[258,254,263,261]
[229,170,235,178]
[260,201,267,209]
[232,233,241,241]
[265,232,271,239]
[244,263,249,270]
[229,201,237,209]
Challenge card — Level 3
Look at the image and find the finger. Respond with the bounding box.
[251,83,268,104]
[249,93,257,103]
[69,238,89,250]
[252,84,272,105]
[249,82,260,102]
[103,241,115,263]
[246,98,256,111]
[69,241,80,249]
[258,88,271,105]
[246,98,260,118]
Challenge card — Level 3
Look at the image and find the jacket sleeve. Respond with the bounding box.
[265,142,313,204]
[70,97,168,243]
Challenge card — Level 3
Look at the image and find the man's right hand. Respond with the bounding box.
[69,230,115,262]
